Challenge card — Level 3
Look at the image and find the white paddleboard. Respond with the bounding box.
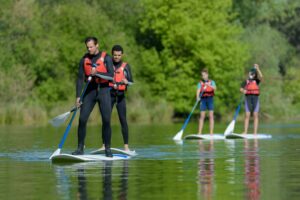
[225,133,272,139]
[90,148,137,156]
[184,134,224,140]
[51,153,130,162]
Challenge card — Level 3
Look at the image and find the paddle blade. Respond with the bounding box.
[224,120,235,136]
[174,140,184,145]
[173,129,184,141]
[49,148,61,160]
[49,111,71,127]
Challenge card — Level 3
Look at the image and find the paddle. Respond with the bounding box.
[224,96,244,136]
[49,76,92,159]
[95,73,114,81]
[49,107,77,127]
[173,90,205,141]
[49,74,114,127]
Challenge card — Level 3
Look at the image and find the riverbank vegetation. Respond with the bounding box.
[1,0,300,125]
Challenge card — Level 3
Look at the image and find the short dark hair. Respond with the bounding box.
[201,68,208,74]
[111,45,124,54]
[85,37,98,45]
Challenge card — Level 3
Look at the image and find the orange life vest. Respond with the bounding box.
[245,79,260,95]
[83,52,108,83]
[109,62,127,91]
[200,80,214,97]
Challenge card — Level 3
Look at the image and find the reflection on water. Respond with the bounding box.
[53,161,129,200]
[244,139,260,200]
[2,124,300,199]
[197,140,215,200]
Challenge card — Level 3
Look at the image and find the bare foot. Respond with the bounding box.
[241,132,247,135]
[99,145,105,150]
[124,145,130,152]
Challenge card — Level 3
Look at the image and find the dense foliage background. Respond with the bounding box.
[0,0,299,125]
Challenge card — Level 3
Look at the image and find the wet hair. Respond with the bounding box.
[85,37,98,45]
[201,68,208,74]
[111,44,124,54]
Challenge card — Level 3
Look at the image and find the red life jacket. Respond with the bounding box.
[83,52,108,83]
[200,80,214,97]
[245,79,260,95]
[109,62,127,91]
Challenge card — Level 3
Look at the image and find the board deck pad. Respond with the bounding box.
[184,134,224,140]
[225,133,272,139]
[90,148,137,156]
[51,153,130,162]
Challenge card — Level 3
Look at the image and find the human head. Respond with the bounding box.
[248,68,257,79]
[85,36,99,55]
[201,68,209,81]
[111,45,124,63]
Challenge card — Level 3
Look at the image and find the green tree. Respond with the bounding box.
[138,0,249,116]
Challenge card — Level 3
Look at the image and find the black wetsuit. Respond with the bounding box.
[76,51,114,152]
[110,61,133,145]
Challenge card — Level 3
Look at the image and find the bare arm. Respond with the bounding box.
[254,64,263,80]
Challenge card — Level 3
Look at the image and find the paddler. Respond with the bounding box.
[196,68,217,135]
[240,64,263,135]
[100,45,134,152]
[72,36,114,157]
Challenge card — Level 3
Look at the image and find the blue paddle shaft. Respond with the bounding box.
[58,109,78,148]
[233,97,244,121]
[57,77,91,148]
[181,90,205,130]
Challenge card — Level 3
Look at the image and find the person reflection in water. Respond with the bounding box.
[102,161,113,200]
[72,160,129,200]
[76,167,88,200]
[102,160,129,200]
[197,140,215,199]
[244,139,260,200]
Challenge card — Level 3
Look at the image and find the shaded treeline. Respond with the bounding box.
[0,0,299,125]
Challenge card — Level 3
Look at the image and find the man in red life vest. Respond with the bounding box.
[240,64,263,135]
[196,68,217,135]
[100,45,134,152]
[72,37,114,157]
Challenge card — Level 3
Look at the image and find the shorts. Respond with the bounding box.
[200,96,214,111]
[245,95,259,113]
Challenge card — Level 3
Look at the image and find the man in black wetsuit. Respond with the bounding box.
[100,45,134,151]
[72,36,114,157]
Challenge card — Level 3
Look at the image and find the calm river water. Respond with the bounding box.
[0,123,300,199]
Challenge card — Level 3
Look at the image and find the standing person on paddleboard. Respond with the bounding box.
[240,64,263,135]
[72,36,114,157]
[196,68,217,135]
[100,45,134,152]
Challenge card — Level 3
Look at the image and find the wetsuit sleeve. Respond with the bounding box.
[97,54,114,77]
[256,79,261,85]
[125,64,133,82]
[240,80,246,88]
[76,58,85,98]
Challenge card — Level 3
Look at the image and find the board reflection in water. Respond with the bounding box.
[53,160,129,200]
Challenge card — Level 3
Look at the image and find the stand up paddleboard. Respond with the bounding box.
[184,134,224,140]
[225,133,272,139]
[90,148,137,156]
[51,153,130,162]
